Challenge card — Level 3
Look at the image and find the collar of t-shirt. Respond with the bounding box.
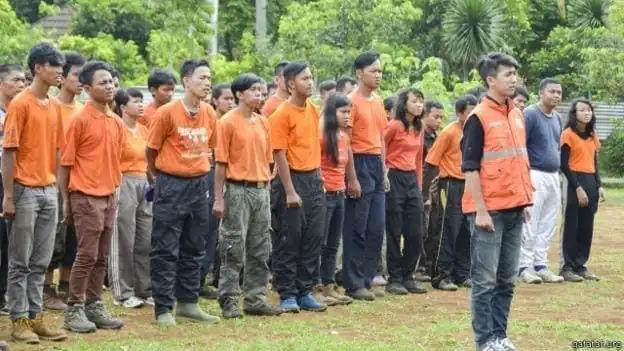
[182,101,199,118]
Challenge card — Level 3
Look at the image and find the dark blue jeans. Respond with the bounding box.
[469,210,523,348]
[151,172,211,317]
[343,155,385,291]
[319,193,345,285]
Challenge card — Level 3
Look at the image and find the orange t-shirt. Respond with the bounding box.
[321,131,350,192]
[270,100,321,172]
[261,94,286,117]
[561,127,600,173]
[52,98,83,135]
[425,121,464,180]
[383,119,424,184]
[61,103,125,196]
[3,89,64,187]
[215,109,272,182]
[147,100,217,177]
[120,123,149,176]
[348,92,387,155]
[137,102,158,127]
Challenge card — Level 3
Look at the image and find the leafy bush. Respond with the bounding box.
[601,118,624,176]
[0,0,45,64]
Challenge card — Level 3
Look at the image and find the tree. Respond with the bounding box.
[442,0,506,77]
[567,0,613,28]
[8,0,68,23]
[255,0,267,51]
[0,0,45,64]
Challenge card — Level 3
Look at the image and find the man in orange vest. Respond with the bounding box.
[461,52,533,351]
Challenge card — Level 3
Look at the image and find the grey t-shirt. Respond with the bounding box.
[524,104,562,172]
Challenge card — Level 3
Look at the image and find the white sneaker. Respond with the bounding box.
[114,296,145,308]
[372,275,387,286]
[479,340,504,351]
[519,269,542,284]
[143,297,155,306]
[496,338,517,351]
[535,269,564,283]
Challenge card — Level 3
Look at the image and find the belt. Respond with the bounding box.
[326,190,345,196]
[227,179,268,188]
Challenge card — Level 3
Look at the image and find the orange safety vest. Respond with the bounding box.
[462,98,534,214]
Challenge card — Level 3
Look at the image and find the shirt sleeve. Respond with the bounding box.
[61,117,80,167]
[207,107,218,149]
[264,117,273,164]
[2,100,27,149]
[383,121,398,151]
[594,151,601,187]
[461,115,484,172]
[56,108,65,150]
[425,130,449,166]
[215,119,231,164]
[560,144,580,189]
[269,109,289,151]
[147,108,169,150]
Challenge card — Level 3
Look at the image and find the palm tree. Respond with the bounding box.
[567,0,613,28]
[442,0,506,78]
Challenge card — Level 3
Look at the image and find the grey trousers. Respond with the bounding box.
[218,182,271,308]
[7,183,57,320]
[109,175,152,301]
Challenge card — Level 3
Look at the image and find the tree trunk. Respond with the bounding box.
[255,0,267,51]
[209,0,219,58]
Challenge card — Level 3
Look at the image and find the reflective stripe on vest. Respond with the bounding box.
[482,147,528,161]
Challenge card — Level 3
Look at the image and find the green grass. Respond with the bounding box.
[5,190,624,351]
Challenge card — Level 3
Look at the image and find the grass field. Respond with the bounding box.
[3,190,624,351]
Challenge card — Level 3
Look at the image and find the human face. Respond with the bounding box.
[336,105,351,129]
[123,96,144,119]
[213,88,235,115]
[575,102,593,125]
[113,76,120,91]
[424,107,444,131]
[406,92,424,118]
[35,62,63,87]
[539,83,562,109]
[358,60,382,90]
[321,88,336,104]
[238,82,264,110]
[152,84,175,106]
[185,66,212,100]
[62,65,83,96]
[487,65,517,98]
[290,68,314,98]
[258,84,268,109]
[84,70,115,104]
[512,95,527,111]
[1,71,26,100]
[459,104,476,124]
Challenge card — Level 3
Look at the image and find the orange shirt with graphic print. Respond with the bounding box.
[425,121,464,180]
[383,119,424,187]
[269,100,321,171]
[147,100,217,177]
[561,127,601,173]
[347,92,387,155]
[3,88,64,187]
[321,132,350,192]
[215,109,272,182]
[120,123,149,176]
[61,103,125,196]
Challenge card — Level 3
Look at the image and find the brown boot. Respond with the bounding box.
[323,284,353,305]
[31,313,67,341]
[44,285,67,311]
[11,318,39,344]
[312,284,339,306]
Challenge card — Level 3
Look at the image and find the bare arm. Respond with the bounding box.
[274,150,296,195]
[214,163,226,202]
[58,166,71,203]
[465,171,487,214]
[2,149,16,199]
[346,147,357,184]
[146,148,159,179]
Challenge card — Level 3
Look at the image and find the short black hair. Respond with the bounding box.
[425,100,444,114]
[274,61,290,77]
[354,51,380,70]
[148,69,177,90]
[62,52,86,78]
[27,42,65,76]
[110,67,120,79]
[383,96,396,113]
[513,86,530,100]
[231,73,265,104]
[477,52,520,87]
[79,60,113,86]
[455,94,479,114]
[336,76,357,92]
[212,83,231,100]
[180,59,210,84]
[114,87,143,116]
[282,61,309,87]
[0,64,23,80]
[539,77,561,91]
[466,86,488,100]
[319,80,336,94]
[267,82,277,90]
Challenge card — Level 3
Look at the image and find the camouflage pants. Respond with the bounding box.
[218,183,271,308]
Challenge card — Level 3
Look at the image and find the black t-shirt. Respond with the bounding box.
[461,116,484,172]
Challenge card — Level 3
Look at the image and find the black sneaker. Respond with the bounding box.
[385,282,408,295]
[435,278,458,291]
[244,304,283,317]
[403,280,427,294]
[219,298,243,319]
[561,270,584,282]
[346,288,375,301]
[577,270,600,281]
